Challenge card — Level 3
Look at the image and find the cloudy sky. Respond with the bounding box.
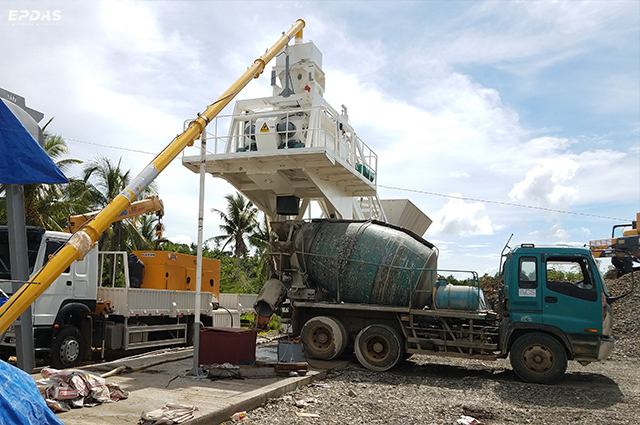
[2,1,639,275]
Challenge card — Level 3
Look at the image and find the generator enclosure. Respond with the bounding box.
[134,250,220,297]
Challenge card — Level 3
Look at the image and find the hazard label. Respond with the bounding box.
[260,123,269,133]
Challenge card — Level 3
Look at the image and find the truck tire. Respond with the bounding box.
[300,316,348,360]
[510,332,567,384]
[50,325,85,369]
[354,324,404,372]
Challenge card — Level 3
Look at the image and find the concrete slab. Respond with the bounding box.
[36,347,348,425]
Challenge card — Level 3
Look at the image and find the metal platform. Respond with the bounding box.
[182,40,385,222]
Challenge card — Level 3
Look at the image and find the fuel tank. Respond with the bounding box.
[292,220,438,308]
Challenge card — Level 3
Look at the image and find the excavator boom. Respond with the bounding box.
[0,19,306,335]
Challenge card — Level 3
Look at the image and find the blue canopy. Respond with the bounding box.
[0,100,68,185]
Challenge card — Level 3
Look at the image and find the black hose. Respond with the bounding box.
[218,305,234,328]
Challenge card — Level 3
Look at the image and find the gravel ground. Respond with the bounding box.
[239,355,639,425]
[235,274,640,425]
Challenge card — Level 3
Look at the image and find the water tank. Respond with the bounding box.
[434,282,486,311]
[293,220,438,308]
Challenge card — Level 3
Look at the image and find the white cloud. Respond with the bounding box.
[551,224,571,241]
[509,155,579,207]
[428,194,494,236]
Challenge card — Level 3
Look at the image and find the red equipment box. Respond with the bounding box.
[198,327,257,365]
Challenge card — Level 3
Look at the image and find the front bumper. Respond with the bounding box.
[571,333,615,363]
[597,335,615,361]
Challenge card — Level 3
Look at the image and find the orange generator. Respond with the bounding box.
[133,251,220,298]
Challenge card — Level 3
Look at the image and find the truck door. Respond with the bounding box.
[33,239,73,326]
[508,255,543,323]
[542,255,601,335]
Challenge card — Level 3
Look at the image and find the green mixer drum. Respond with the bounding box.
[293,220,438,308]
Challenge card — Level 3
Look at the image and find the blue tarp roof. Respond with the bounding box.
[0,360,64,424]
[0,99,68,185]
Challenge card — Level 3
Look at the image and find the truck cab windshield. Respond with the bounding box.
[0,227,45,280]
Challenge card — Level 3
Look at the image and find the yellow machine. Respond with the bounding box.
[65,195,164,236]
[0,19,306,335]
[589,212,640,275]
[133,250,220,297]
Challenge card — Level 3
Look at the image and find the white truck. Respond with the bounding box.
[0,226,240,368]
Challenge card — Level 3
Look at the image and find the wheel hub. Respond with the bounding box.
[364,336,389,361]
[523,344,554,373]
[60,338,80,364]
[311,327,331,350]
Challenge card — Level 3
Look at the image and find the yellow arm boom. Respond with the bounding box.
[0,19,306,335]
[65,196,164,234]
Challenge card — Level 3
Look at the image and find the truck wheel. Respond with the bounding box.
[354,324,404,372]
[510,332,567,384]
[50,326,85,369]
[300,316,348,360]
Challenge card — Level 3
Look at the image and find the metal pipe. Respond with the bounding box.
[190,124,207,375]
[0,19,306,335]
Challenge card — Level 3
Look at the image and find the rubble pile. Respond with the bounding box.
[606,273,640,359]
[478,276,501,309]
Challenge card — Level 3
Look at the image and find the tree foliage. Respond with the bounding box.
[210,193,259,258]
[80,156,157,251]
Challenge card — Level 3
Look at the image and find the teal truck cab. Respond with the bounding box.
[501,244,614,382]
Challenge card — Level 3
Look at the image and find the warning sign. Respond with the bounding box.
[260,123,269,133]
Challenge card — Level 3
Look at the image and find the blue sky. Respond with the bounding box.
[1,1,639,275]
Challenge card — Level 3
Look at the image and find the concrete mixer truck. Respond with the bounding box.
[255,219,615,384]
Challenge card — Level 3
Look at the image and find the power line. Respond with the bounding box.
[63,137,158,156]
[378,185,626,221]
[61,136,627,222]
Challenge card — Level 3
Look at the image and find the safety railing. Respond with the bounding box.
[183,104,379,185]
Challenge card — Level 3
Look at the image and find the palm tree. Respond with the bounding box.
[81,156,156,251]
[131,214,160,250]
[249,213,269,253]
[210,193,259,258]
[249,212,271,290]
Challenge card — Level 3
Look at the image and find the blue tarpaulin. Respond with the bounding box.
[0,360,64,424]
[0,100,68,185]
